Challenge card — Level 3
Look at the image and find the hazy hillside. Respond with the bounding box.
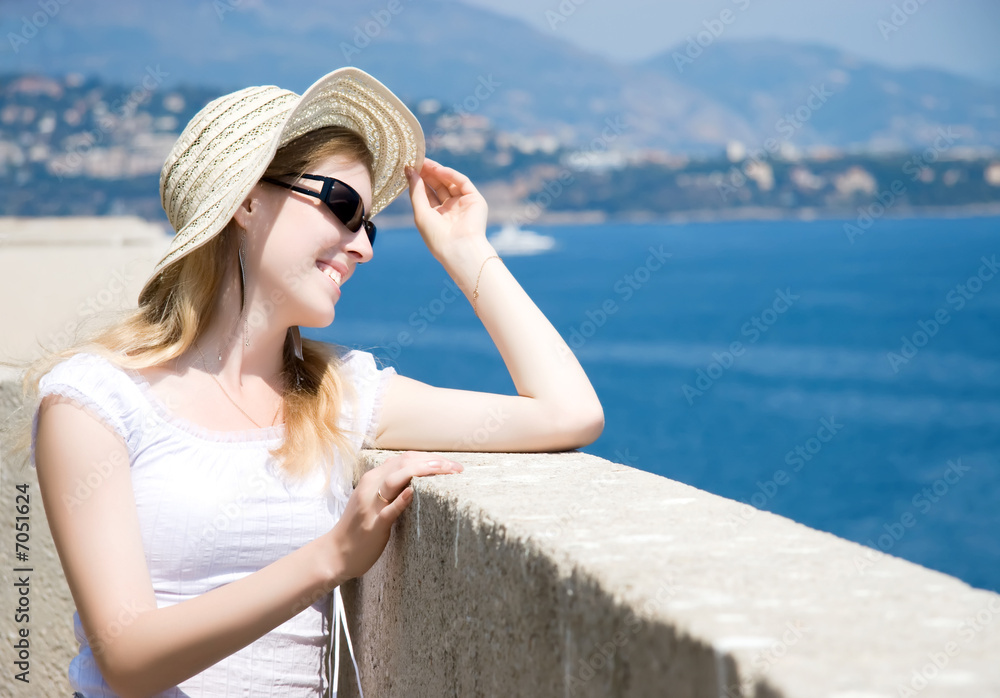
[644,39,1000,153]
[2,0,997,154]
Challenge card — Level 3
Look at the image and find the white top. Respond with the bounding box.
[30,348,397,697]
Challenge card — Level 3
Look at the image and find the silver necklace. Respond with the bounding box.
[194,341,282,429]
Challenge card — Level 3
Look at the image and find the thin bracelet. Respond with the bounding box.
[472,255,502,318]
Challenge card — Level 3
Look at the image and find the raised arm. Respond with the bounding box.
[34,395,459,697]
[375,159,604,452]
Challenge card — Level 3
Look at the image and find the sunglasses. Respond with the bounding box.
[261,173,376,246]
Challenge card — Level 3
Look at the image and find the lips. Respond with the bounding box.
[316,260,347,289]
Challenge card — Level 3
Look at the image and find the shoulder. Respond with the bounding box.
[326,346,398,448]
[333,347,398,403]
[40,350,127,387]
[335,346,397,378]
[32,350,143,465]
[36,350,134,412]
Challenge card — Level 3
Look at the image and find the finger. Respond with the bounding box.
[423,157,464,180]
[382,454,465,498]
[380,450,453,470]
[417,163,459,199]
[423,158,475,189]
[377,485,413,523]
[421,171,460,199]
[406,167,440,216]
[379,459,463,496]
[426,183,445,207]
[435,171,478,201]
[419,171,451,205]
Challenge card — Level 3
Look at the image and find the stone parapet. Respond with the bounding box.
[2,407,998,696]
[339,449,1000,697]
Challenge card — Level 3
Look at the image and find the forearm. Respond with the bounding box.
[437,237,602,419]
[101,531,345,697]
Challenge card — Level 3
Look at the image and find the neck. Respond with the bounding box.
[189,268,288,386]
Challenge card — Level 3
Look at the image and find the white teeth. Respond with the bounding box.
[318,262,342,286]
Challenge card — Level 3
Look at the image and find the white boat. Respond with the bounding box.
[486,223,557,256]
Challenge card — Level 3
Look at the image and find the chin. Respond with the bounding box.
[287,285,340,327]
[298,304,336,329]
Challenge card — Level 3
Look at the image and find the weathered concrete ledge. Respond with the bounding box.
[342,449,1000,697]
[4,368,999,696]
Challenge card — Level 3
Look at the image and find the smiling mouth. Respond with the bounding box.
[316,260,344,287]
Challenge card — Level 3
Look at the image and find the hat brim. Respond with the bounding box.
[280,67,425,218]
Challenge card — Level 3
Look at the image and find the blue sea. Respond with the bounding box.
[304,216,1000,593]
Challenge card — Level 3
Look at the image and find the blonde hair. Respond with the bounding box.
[2,125,380,495]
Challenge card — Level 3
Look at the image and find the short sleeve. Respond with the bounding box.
[30,353,137,468]
[339,349,397,450]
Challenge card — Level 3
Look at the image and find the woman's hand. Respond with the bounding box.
[406,157,489,259]
[330,450,464,581]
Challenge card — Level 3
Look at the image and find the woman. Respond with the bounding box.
[10,67,603,696]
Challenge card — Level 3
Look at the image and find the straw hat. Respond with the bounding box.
[138,66,425,306]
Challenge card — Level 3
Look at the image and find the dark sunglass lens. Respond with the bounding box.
[326,182,366,232]
[365,222,376,247]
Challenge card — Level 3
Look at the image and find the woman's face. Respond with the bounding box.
[244,154,374,330]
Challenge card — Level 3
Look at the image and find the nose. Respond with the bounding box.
[344,224,374,263]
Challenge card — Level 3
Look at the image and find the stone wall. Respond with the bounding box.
[1,379,77,696]
[3,390,1000,696]
[339,449,1000,697]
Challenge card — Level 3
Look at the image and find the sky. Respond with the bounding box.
[456,0,1000,84]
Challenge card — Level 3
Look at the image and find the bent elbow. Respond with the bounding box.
[95,644,155,698]
[97,659,136,698]
[103,670,161,698]
[98,664,137,698]
[576,409,605,446]
[557,404,604,449]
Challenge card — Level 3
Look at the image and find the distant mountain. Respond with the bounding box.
[0,0,631,144]
[2,0,997,154]
[642,39,1000,154]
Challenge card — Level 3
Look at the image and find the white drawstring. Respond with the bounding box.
[329,585,364,698]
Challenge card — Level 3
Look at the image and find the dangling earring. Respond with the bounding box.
[289,325,303,388]
[238,234,249,348]
[290,325,304,361]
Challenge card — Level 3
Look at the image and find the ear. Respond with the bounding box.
[232,192,256,229]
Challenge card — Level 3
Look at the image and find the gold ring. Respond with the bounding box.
[376,487,391,504]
